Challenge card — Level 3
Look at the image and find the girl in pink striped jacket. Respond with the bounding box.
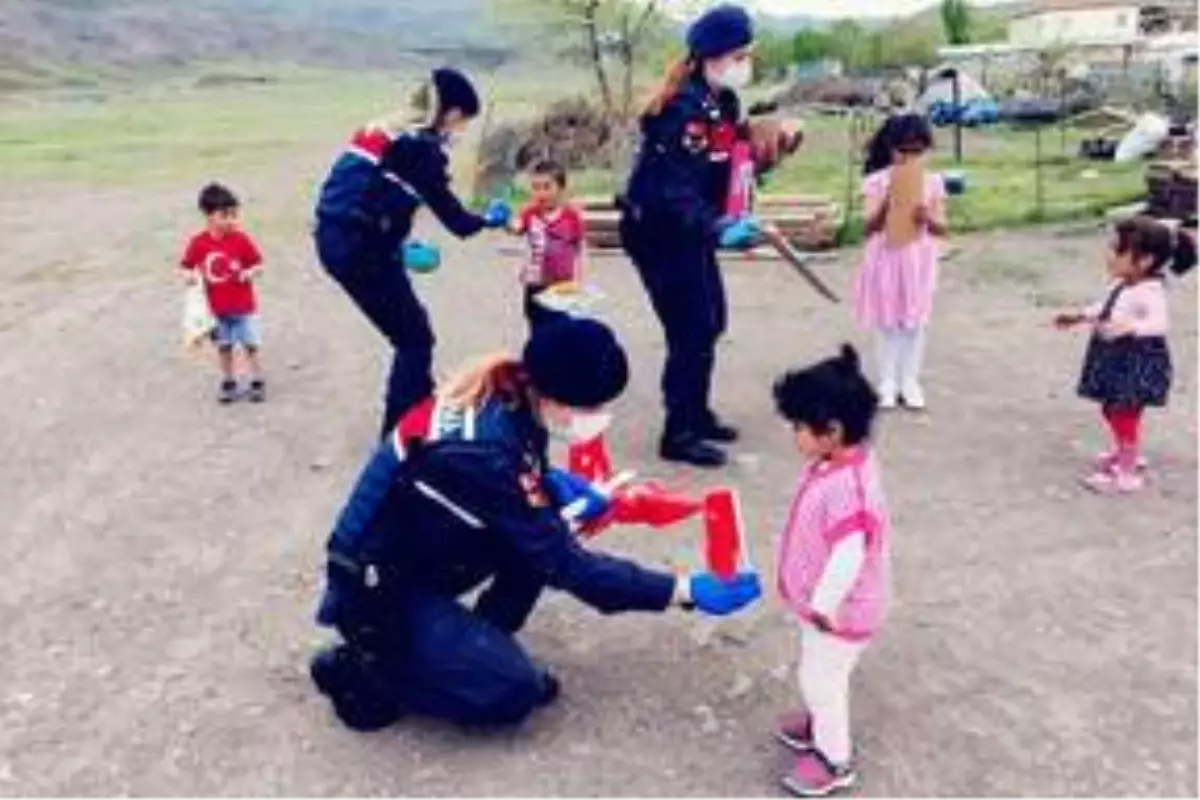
[771,345,891,798]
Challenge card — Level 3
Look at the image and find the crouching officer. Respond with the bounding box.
[310,318,762,730]
[619,4,759,469]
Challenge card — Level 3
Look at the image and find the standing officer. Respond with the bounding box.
[619,4,756,468]
[310,317,762,730]
[314,67,511,438]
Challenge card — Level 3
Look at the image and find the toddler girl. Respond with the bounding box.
[854,113,947,410]
[1054,215,1196,494]
[772,345,891,797]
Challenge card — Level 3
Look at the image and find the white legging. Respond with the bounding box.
[874,327,927,390]
[798,625,868,765]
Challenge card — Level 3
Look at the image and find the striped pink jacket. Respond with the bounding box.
[776,446,892,641]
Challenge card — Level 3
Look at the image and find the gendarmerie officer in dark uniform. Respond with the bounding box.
[619,5,756,468]
[313,67,511,438]
[309,318,762,730]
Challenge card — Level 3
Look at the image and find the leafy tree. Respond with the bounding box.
[792,28,833,64]
[940,0,973,46]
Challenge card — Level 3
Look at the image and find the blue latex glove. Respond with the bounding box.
[401,240,441,273]
[717,215,763,250]
[542,468,610,524]
[689,571,762,616]
[482,198,512,229]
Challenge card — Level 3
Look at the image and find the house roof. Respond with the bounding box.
[1012,0,1194,17]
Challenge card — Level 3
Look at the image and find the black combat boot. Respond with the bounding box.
[310,645,403,732]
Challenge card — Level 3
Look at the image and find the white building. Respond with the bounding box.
[1008,0,1196,49]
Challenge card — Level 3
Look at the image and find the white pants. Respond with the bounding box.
[873,327,927,393]
[798,625,868,764]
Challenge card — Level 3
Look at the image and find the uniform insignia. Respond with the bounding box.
[682,120,709,154]
[518,469,550,508]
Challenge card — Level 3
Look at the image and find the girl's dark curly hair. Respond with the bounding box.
[773,344,879,446]
[1113,215,1197,278]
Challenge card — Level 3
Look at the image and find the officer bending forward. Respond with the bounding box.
[311,318,762,730]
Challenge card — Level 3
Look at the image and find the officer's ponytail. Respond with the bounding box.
[643,55,697,118]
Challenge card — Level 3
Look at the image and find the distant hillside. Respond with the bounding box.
[0,0,510,91]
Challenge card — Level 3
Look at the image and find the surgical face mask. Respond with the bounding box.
[711,58,752,91]
[548,408,613,444]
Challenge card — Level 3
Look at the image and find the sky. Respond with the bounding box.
[745,0,1022,19]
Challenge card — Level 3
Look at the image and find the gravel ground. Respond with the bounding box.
[0,172,1195,796]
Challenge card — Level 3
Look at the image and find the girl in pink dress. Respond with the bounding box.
[772,345,892,797]
[854,114,947,410]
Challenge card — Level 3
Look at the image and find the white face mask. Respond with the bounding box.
[548,409,613,444]
[714,59,752,90]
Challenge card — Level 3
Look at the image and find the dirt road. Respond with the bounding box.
[0,169,1195,796]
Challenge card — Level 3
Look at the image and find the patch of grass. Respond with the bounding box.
[0,68,404,185]
[766,117,1146,238]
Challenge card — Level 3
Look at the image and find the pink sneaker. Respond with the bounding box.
[1081,469,1145,495]
[774,709,813,753]
[782,750,857,797]
[1093,452,1149,473]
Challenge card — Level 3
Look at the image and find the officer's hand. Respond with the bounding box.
[482,199,512,229]
[401,240,441,273]
[688,571,762,616]
[718,216,763,250]
[543,468,611,525]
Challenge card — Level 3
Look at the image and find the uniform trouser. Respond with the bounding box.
[336,567,548,727]
[620,214,727,437]
[315,220,435,438]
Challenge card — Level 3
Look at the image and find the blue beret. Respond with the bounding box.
[523,318,629,408]
[686,4,754,60]
[432,67,480,118]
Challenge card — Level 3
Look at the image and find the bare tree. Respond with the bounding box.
[493,0,684,120]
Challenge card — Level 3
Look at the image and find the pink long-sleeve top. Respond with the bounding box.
[1087,279,1170,337]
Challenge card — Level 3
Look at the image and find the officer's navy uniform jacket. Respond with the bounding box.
[313,126,487,435]
[315,391,675,725]
[620,75,747,437]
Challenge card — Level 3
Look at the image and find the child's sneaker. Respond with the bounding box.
[775,709,814,753]
[218,379,239,404]
[247,379,266,403]
[900,382,926,411]
[1081,468,1145,495]
[1093,451,1148,473]
[877,382,898,411]
[782,750,857,797]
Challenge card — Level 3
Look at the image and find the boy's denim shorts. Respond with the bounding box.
[213,314,261,349]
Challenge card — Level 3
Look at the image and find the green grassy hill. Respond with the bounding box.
[0,0,508,91]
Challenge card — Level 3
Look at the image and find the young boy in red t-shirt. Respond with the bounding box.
[180,183,266,404]
[510,160,588,331]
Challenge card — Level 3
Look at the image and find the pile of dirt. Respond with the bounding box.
[478,97,618,192]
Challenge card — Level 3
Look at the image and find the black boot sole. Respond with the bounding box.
[659,443,728,469]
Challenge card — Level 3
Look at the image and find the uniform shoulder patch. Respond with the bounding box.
[682,119,710,154]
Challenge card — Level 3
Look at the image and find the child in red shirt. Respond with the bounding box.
[180,183,266,404]
[510,160,588,331]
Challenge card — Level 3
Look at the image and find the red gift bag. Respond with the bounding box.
[703,488,746,580]
[725,140,755,219]
[568,435,613,483]
[611,482,703,528]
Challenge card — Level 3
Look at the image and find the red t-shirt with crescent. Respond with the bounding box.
[180,230,263,316]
